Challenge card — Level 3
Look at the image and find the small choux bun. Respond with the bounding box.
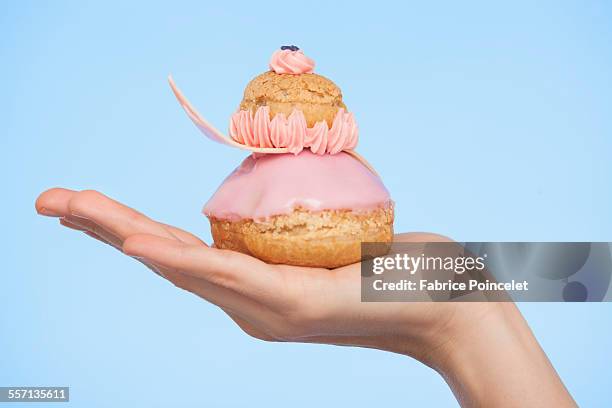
[239,71,347,128]
[209,206,394,269]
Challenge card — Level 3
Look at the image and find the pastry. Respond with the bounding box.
[171,46,394,268]
[204,151,393,268]
[229,47,357,155]
[238,46,346,129]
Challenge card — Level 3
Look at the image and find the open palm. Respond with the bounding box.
[36,188,494,363]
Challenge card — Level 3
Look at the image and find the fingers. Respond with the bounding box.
[161,223,206,246]
[37,188,184,243]
[155,263,272,316]
[38,188,203,278]
[123,233,283,302]
[58,217,86,231]
[36,188,351,343]
[35,188,76,216]
[37,188,301,340]
[66,190,177,241]
[59,216,123,249]
[123,234,287,326]
[123,235,338,341]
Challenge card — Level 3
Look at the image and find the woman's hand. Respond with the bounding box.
[35,188,576,407]
[34,188,458,355]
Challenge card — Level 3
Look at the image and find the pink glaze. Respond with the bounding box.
[269,49,315,74]
[203,151,391,221]
[230,108,358,155]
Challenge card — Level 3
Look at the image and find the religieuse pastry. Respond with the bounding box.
[169,46,393,268]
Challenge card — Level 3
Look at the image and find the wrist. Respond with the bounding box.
[425,303,575,407]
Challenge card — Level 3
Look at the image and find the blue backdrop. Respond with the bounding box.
[2,1,611,406]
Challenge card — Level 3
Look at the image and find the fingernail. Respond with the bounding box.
[37,207,61,216]
[69,212,89,220]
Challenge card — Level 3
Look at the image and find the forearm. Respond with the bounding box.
[433,303,576,408]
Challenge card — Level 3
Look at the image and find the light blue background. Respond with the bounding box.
[2,1,611,406]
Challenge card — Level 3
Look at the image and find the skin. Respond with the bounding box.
[35,188,576,407]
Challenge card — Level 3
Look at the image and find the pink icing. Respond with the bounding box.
[203,151,391,220]
[269,49,315,74]
[230,107,358,155]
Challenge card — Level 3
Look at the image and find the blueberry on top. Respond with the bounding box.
[280,45,300,51]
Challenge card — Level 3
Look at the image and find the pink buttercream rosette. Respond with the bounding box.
[269,48,315,74]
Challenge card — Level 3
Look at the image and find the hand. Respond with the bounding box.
[35,188,576,407]
[34,188,459,356]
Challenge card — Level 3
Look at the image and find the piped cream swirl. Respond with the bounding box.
[269,49,315,74]
[230,108,358,155]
